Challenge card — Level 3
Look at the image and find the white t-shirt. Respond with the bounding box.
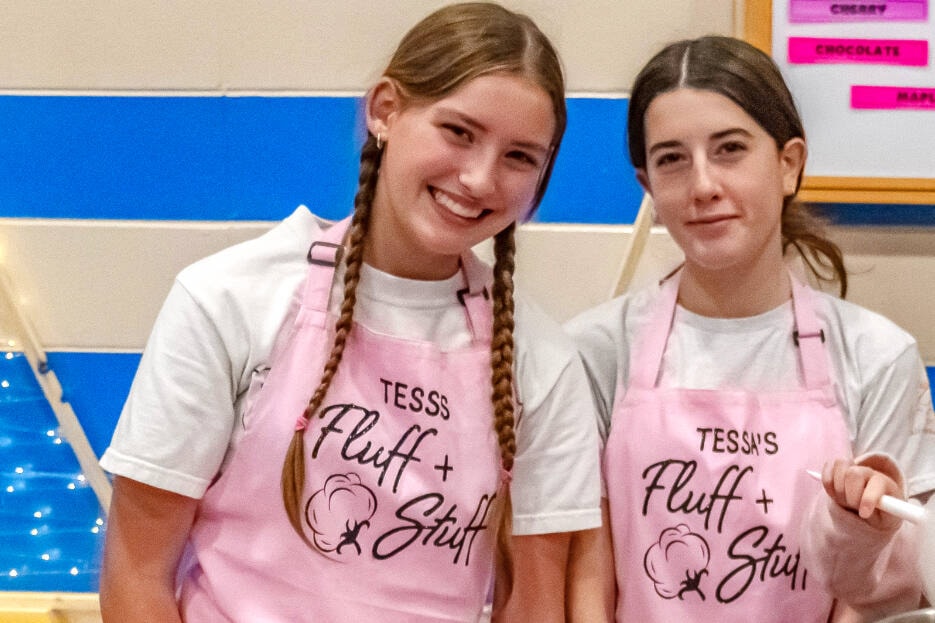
[101,206,602,535]
[565,279,935,498]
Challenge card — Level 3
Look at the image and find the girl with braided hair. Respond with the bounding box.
[99,3,601,621]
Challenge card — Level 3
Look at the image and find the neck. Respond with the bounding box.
[362,234,460,281]
[677,259,791,318]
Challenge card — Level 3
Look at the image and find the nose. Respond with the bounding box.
[458,150,497,198]
[690,157,720,202]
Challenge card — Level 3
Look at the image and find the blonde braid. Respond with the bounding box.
[490,223,518,600]
[280,136,381,543]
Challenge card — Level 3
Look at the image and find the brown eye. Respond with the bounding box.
[654,152,681,167]
[442,123,472,142]
[507,150,537,167]
[719,141,746,154]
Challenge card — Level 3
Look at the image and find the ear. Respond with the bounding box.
[365,77,404,139]
[779,137,807,196]
[635,168,652,195]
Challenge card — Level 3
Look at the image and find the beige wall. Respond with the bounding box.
[0,1,735,93]
[3,220,933,365]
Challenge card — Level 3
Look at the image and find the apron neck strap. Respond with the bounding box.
[629,269,831,390]
[303,217,351,312]
[790,274,831,389]
[628,272,680,390]
[457,251,493,343]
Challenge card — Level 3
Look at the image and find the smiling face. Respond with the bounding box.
[637,88,805,283]
[364,73,556,280]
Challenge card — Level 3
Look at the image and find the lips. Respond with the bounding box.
[432,188,486,219]
[689,214,737,226]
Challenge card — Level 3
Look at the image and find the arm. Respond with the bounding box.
[801,454,922,621]
[493,531,571,623]
[811,315,935,617]
[566,499,615,623]
[100,476,199,623]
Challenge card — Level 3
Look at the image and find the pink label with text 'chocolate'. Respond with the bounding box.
[851,85,935,109]
[789,37,928,65]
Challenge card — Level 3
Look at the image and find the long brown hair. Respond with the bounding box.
[281,1,566,596]
[627,36,847,296]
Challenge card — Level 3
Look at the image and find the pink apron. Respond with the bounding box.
[604,273,851,622]
[180,218,502,622]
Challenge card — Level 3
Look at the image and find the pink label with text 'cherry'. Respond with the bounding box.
[789,37,928,65]
[790,0,928,22]
[851,85,935,109]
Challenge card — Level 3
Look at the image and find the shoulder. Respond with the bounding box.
[512,284,656,372]
[812,288,926,421]
[813,289,919,364]
[160,205,334,385]
[172,205,338,340]
[176,205,327,303]
[560,282,664,431]
[563,282,661,365]
[513,290,582,382]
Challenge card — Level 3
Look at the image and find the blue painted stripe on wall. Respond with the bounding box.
[46,352,140,458]
[42,351,935,461]
[538,97,641,224]
[0,95,641,224]
[0,352,104,592]
[816,203,935,227]
[2,95,931,224]
[0,96,363,222]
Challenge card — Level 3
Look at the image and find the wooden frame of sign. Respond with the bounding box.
[742,0,935,204]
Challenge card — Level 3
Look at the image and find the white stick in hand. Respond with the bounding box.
[806,469,927,525]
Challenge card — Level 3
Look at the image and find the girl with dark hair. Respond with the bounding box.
[99,4,601,621]
[566,35,935,622]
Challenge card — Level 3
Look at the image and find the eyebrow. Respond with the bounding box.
[436,107,552,155]
[647,127,754,156]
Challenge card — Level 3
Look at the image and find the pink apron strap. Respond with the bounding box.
[629,269,831,390]
[790,274,831,390]
[302,217,352,316]
[459,250,508,483]
[457,251,494,344]
[628,273,680,390]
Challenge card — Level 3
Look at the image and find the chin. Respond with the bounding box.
[685,250,751,274]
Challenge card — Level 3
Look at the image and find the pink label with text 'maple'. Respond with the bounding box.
[851,85,935,109]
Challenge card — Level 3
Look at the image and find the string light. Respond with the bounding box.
[0,347,105,591]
